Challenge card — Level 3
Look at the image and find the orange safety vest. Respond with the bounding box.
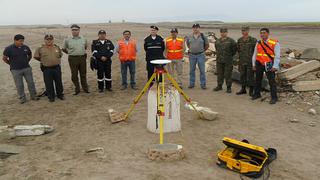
[165,37,184,60]
[256,38,278,64]
[118,39,137,62]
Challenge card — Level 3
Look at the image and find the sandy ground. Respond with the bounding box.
[0,23,320,180]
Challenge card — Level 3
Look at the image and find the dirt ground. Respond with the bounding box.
[0,23,319,180]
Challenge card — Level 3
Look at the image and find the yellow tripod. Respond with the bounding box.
[123,61,203,144]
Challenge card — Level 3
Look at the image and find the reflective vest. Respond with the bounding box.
[118,39,137,62]
[166,37,184,60]
[256,39,278,64]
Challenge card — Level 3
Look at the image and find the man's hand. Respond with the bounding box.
[2,56,9,64]
[101,56,107,61]
[270,68,277,72]
[252,66,256,71]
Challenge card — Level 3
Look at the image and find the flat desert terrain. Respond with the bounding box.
[0,23,319,180]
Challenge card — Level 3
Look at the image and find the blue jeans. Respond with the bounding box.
[121,61,136,86]
[189,53,206,87]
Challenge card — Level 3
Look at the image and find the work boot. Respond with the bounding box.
[20,98,27,104]
[120,85,127,90]
[73,90,80,95]
[57,95,65,100]
[131,85,138,90]
[213,86,223,91]
[106,88,113,92]
[251,94,262,100]
[269,98,278,105]
[226,87,232,93]
[188,85,195,89]
[236,86,247,95]
[98,89,104,93]
[249,87,254,97]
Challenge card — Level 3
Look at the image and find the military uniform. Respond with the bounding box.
[214,37,237,91]
[237,36,257,95]
[91,39,114,91]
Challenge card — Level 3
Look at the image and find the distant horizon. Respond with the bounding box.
[0,20,320,27]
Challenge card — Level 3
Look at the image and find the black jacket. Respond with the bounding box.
[144,35,165,61]
[91,39,114,60]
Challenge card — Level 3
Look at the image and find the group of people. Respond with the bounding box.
[2,23,280,105]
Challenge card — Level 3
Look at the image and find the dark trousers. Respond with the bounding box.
[97,60,112,90]
[255,62,278,99]
[239,64,255,87]
[121,61,136,86]
[146,61,155,81]
[68,55,88,92]
[216,62,233,88]
[42,65,63,100]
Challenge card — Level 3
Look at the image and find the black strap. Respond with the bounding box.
[258,40,274,62]
[200,33,206,49]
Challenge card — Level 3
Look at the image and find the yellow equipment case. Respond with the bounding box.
[217,137,277,179]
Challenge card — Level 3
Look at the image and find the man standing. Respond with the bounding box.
[2,34,39,104]
[236,26,257,96]
[116,30,138,90]
[62,24,89,95]
[91,30,114,92]
[165,28,184,88]
[252,28,280,104]
[186,23,209,89]
[144,25,165,81]
[213,28,237,93]
[34,34,64,102]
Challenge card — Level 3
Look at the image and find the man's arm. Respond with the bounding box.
[33,47,41,61]
[62,39,68,54]
[232,39,238,56]
[27,46,32,61]
[272,42,281,71]
[252,43,258,70]
[91,40,99,59]
[2,47,10,64]
[204,36,209,51]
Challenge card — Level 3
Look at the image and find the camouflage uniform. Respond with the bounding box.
[214,37,237,90]
[237,36,257,95]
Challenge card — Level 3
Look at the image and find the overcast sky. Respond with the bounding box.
[0,0,319,25]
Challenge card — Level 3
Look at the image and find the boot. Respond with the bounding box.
[226,87,232,93]
[249,86,254,97]
[236,86,247,95]
[213,85,222,91]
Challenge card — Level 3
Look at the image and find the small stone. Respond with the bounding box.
[309,122,316,127]
[306,102,313,106]
[308,108,317,115]
[297,108,304,112]
[289,118,299,123]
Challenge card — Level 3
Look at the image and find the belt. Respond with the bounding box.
[69,54,87,57]
[190,51,204,55]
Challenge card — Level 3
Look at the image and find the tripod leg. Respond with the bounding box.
[124,72,157,121]
[165,71,204,119]
[159,72,165,144]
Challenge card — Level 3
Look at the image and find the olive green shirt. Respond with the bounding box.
[34,44,63,67]
[237,36,257,65]
[63,36,87,56]
[215,37,237,63]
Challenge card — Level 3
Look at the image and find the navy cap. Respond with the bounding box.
[192,23,200,28]
[170,28,178,33]
[98,30,106,34]
[150,25,159,31]
[44,34,54,40]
